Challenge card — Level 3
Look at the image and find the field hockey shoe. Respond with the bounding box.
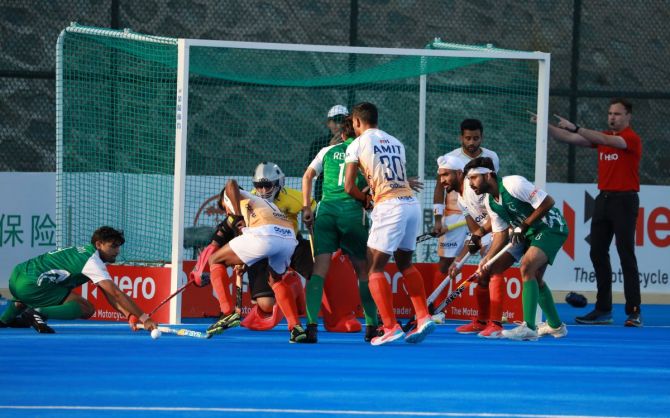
[537,321,568,338]
[404,316,436,344]
[455,318,487,334]
[364,324,383,342]
[575,309,613,325]
[501,322,538,341]
[289,324,308,343]
[207,311,241,335]
[21,308,55,334]
[477,321,504,339]
[370,324,405,346]
[306,323,318,343]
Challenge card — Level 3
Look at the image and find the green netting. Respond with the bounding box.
[57,24,540,264]
[57,27,178,261]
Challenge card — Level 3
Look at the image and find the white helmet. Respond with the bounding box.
[327,105,349,119]
[252,161,285,200]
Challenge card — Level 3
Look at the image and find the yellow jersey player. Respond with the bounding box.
[207,179,309,343]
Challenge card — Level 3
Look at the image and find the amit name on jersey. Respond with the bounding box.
[373,144,402,154]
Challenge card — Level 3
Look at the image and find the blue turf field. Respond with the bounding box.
[1,303,669,418]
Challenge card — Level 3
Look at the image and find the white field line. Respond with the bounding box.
[0,405,634,418]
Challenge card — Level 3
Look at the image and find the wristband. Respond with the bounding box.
[568,124,580,133]
[433,204,445,215]
[139,313,150,323]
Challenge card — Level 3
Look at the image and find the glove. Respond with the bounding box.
[510,223,529,246]
[467,234,482,254]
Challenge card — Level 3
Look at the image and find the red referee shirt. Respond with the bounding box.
[594,126,642,192]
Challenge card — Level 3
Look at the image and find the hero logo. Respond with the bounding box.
[81,276,156,300]
[114,275,156,299]
[600,152,619,161]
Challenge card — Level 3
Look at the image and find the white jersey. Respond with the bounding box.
[345,128,413,204]
[457,177,489,227]
[223,189,295,238]
[445,146,500,172]
[484,175,548,233]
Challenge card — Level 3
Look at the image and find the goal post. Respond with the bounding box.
[56,23,550,324]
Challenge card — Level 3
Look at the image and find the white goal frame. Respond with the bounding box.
[58,25,550,324]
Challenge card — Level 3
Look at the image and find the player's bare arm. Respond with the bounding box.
[525,195,555,227]
[223,179,243,216]
[344,162,370,208]
[301,167,317,226]
[97,280,157,330]
[432,174,446,235]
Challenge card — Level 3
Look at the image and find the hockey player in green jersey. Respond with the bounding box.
[0,226,157,333]
[467,157,568,341]
[301,116,379,343]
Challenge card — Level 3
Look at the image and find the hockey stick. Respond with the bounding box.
[234,266,244,315]
[415,220,467,243]
[138,323,212,339]
[307,225,316,262]
[402,251,474,332]
[148,279,193,317]
[432,242,513,316]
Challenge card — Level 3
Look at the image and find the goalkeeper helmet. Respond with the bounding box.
[252,162,285,200]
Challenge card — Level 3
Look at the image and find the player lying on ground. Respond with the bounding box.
[437,156,524,338]
[302,116,379,343]
[0,226,157,334]
[205,179,309,343]
[467,157,568,341]
[344,101,434,346]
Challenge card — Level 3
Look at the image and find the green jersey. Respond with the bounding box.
[308,137,367,203]
[17,244,112,289]
[486,176,567,236]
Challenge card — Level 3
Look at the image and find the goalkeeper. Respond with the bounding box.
[191,164,310,335]
[0,226,157,334]
[301,116,379,343]
[204,179,309,343]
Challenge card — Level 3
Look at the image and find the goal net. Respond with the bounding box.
[57,24,549,268]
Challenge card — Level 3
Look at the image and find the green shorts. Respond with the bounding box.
[313,200,369,260]
[8,262,71,308]
[528,226,569,265]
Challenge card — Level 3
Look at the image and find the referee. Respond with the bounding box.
[543,98,643,327]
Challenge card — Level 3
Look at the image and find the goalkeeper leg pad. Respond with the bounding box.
[240,304,283,331]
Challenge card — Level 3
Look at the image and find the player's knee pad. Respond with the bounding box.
[240,304,284,331]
